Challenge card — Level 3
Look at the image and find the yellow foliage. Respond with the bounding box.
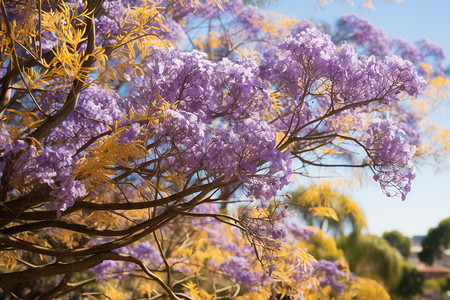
[237,287,272,300]
[302,226,341,258]
[329,113,367,134]
[17,232,51,249]
[263,242,317,298]
[5,109,42,133]
[339,195,367,229]
[319,146,344,155]
[309,206,340,222]
[179,0,227,11]
[348,276,391,300]
[91,282,129,300]
[208,36,226,50]
[41,2,105,82]
[74,123,149,191]
[161,169,185,190]
[417,120,450,163]
[410,75,450,117]
[273,14,301,35]
[46,227,85,248]
[182,282,213,300]
[85,211,123,230]
[248,208,270,219]
[138,283,153,297]
[295,180,367,233]
[300,181,338,208]
[0,250,19,272]
[270,90,284,115]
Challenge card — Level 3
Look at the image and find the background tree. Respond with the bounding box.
[339,232,404,291]
[419,217,450,265]
[383,230,412,258]
[391,262,424,300]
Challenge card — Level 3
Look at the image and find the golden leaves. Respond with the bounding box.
[302,226,342,258]
[348,276,391,300]
[74,123,147,190]
[85,211,123,230]
[296,180,366,227]
[309,205,340,222]
[0,250,19,272]
[5,109,41,130]
[86,282,130,300]
[95,2,166,86]
[137,283,153,298]
[182,282,213,300]
[41,2,103,83]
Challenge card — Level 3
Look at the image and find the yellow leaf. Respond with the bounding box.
[309,206,340,222]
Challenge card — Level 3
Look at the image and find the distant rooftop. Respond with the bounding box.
[416,263,450,279]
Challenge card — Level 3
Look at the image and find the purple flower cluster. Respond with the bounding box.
[0,84,127,213]
[235,4,268,39]
[0,136,85,214]
[220,256,264,291]
[41,85,123,153]
[290,19,316,36]
[95,0,126,43]
[335,15,446,76]
[285,222,315,241]
[366,120,417,201]
[335,15,390,56]
[127,47,292,201]
[23,146,86,212]
[92,260,122,281]
[311,260,350,294]
[130,241,163,266]
[276,28,426,104]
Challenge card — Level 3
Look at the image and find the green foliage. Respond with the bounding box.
[391,262,424,300]
[340,232,404,291]
[423,277,450,297]
[419,217,450,264]
[382,230,412,258]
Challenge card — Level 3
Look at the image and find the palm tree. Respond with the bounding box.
[288,182,367,237]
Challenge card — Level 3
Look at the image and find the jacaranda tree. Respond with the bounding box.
[0,0,448,298]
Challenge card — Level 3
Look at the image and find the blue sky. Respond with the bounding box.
[266,0,450,237]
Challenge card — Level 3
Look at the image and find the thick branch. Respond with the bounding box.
[0,251,180,299]
[0,176,233,221]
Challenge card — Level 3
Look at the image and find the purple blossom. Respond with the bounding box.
[366,120,417,201]
[92,260,122,281]
[311,260,350,294]
[291,19,316,36]
[335,15,391,56]
[130,241,163,265]
[285,222,315,241]
[18,146,86,213]
[130,47,292,202]
[335,15,445,77]
[277,28,426,105]
[220,256,264,290]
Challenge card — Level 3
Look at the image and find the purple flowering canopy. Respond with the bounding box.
[0,0,445,298]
